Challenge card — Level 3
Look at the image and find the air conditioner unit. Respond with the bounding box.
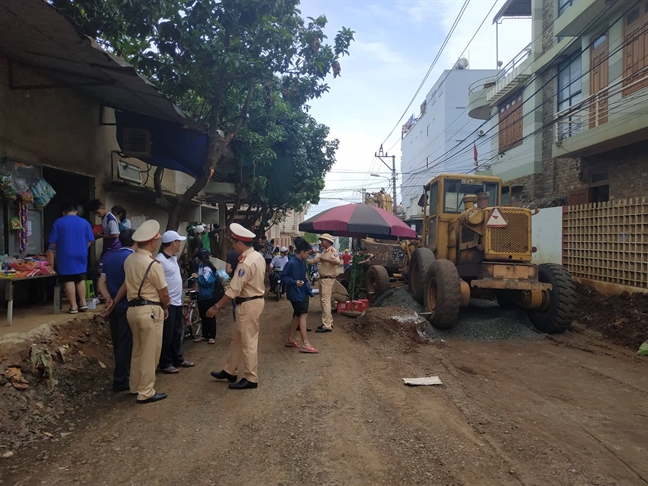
[478,129,486,136]
[117,160,143,184]
[122,128,151,157]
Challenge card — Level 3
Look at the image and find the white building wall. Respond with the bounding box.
[401,68,498,213]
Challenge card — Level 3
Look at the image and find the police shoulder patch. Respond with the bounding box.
[238,269,246,278]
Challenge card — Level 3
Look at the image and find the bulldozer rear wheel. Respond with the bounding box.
[409,248,435,303]
[424,260,461,329]
[527,264,576,334]
[365,265,390,301]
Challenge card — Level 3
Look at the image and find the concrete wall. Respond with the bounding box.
[531,206,563,264]
[401,68,498,212]
[0,57,196,256]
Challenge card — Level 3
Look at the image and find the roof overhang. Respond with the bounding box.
[0,0,201,130]
[493,0,532,23]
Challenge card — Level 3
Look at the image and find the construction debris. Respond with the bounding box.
[6,367,28,390]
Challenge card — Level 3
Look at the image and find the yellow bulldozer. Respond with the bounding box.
[364,173,576,333]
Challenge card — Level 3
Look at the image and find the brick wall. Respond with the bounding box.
[541,0,554,53]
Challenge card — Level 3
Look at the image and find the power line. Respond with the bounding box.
[361,0,479,191]
[399,0,636,193]
[378,0,472,148]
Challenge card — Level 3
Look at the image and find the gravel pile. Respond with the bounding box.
[374,288,543,342]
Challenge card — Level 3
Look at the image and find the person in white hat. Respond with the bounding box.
[156,231,194,374]
[121,220,170,404]
[269,246,289,294]
[311,233,341,332]
[207,223,265,390]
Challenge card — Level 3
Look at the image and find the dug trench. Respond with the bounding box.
[0,291,647,486]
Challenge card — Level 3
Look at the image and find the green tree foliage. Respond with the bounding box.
[53,0,354,230]
[302,232,319,244]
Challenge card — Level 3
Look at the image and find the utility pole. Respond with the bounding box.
[374,144,397,213]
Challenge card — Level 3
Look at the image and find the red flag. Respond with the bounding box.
[473,142,478,166]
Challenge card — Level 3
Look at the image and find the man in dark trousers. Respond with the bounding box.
[97,229,137,393]
[157,231,195,374]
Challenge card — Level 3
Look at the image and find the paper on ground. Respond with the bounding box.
[402,376,442,386]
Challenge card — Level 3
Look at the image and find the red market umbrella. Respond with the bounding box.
[299,204,416,240]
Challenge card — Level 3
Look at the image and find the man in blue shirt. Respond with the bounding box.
[97,229,137,393]
[47,203,95,314]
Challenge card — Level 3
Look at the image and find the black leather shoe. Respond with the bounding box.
[316,326,332,333]
[229,378,258,390]
[211,370,237,383]
[113,385,130,393]
[136,392,167,404]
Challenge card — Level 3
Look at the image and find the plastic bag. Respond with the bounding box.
[216,269,230,282]
[638,341,648,356]
[30,178,56,208]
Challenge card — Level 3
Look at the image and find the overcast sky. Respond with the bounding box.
[298,0,532,218]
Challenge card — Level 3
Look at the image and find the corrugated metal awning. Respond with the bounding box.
[0,0,201,130]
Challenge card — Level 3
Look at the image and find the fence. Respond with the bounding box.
[562,198,648,289]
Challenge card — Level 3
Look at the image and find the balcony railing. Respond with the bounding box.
[554,66,648,144]
[497,42,532,83]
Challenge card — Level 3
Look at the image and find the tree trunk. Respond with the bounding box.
[166,203,183,232]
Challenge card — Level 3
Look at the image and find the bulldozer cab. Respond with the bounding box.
[421,174,502,258]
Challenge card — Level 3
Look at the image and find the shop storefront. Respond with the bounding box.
[0,157,96,323]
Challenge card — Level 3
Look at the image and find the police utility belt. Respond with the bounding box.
[234,295,263,306]
[320,275,335,280]
[129,260,162,308]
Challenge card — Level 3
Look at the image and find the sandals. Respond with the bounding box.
[299,345,318,354]
[285,341,299,348]
[194,337,206,343]
[208,339,216,345]
[79,306,89,313]
[68,308,79,314]
[161,366,179,374]
[175,360,195,368]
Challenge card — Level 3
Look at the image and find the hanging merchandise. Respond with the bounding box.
[18,202,28,253]
[0,171,16,201]
[18,188,34,203]
[9,216,22,231]
[30,178,56,208]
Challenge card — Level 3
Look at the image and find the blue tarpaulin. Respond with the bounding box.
[115,111,208,177]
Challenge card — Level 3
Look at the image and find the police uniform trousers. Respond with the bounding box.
[224,299,264,383]
[127,305,164,400]
[319,278,335,329]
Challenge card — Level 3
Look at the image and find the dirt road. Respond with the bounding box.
[3,297,647,486]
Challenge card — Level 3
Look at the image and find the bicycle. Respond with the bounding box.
[182,288,202,342]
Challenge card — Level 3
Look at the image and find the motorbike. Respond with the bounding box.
[272,269,285,301]
[308,262,319,285]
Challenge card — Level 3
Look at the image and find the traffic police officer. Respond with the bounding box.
[124,220,170,403]
[312,234,341,332]
[209,223,265,389]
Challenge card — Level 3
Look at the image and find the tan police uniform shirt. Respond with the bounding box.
[124,249,168,301]
[225,248,266,299]
[313,246,341,277]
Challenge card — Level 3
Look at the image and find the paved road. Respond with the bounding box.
[3,297,648,486]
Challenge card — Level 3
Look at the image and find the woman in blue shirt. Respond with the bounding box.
[47,203,95,314]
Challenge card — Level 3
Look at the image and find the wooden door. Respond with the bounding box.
[590,32,608,127]
[623,2,648,96]
[568,190,589,206]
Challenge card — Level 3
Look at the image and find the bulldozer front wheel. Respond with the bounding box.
[365,265,390,301]
[424,260,461,329]
[527,264,576,334]
[409,248,435,303]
